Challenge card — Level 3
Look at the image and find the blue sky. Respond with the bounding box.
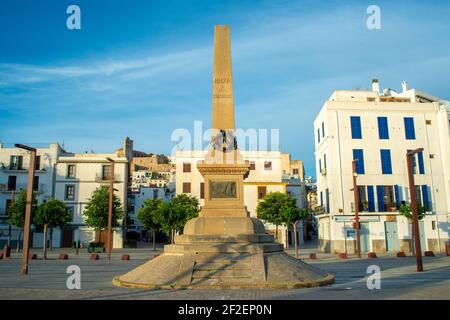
[1,0,449,178]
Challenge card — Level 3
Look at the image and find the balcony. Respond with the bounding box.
[95,173,121,183]
[0,183,47,194]
[0,164,46,173]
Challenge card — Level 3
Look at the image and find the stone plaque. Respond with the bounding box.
[210,180,237,199]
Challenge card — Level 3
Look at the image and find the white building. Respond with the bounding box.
[0,142,64,248]
[54,151,129,248]
[174,150,307,247]
[314,79,450,254]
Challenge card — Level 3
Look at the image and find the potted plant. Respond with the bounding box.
[88,241,105,253]
[362,200,369,212]
[389,202,397,212]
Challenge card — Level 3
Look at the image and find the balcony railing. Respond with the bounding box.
[94,173,120,183]
[0,183,47,193]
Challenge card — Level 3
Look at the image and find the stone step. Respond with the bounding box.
[192,269,253,279]
[194,262,251,271]
[190,277,256,287]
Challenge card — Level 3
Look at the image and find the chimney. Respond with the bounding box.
[402,81,409,92]
[372,79,380,94]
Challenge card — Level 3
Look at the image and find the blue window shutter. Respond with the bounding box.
[367,186,375,212]
[322,122,325,138]
[377,186,384,212]
[324,154,327,170]
[377,117,389,139]
[394,185,400,209]
[418,151,425,174]
[350,116,362,139]
[421,185,430,211]
[404,117,416,140]
[317,128,320,143]
[352,149,365,174]
[325,188,330,213]
[381,149,392,174]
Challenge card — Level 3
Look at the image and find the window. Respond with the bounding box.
[421,185,431,211]
[66,206,74,220]
[426,120,432,125]
[65,185,75,200]
[380,149,392,174]
[376,185,395,212]
[418,151,425,174]
[320,191,323,207]
[7,176,17,191]
[325,188,330,213]
[249,161,256,170]
[293,168,299,175]
[9,155,23,170]
[33,176,39,191]
[357,186,367,212]
[350,116,362,139]
[322,122,325,138]
[319,159,322,172]
[182,182,191,194]
[264,161,272,171]
[317,128,320,144]
[102,165,111,180]
[200,182,205,199]
[183,163,191,173]
[257,186,267,200]
[415,186,422,207]
[153,189,159,199]
[67,164,76,178]
[352,149,365,174]
[377,117,389,139]
[35,156,41,170]
[404,117,416,140]
[323,154,327,170]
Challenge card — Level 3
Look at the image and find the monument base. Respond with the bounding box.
[113,225,334,289]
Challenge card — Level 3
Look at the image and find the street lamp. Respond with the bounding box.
[407,148,424,272]
[352,159,361,259]
[105,157,115,260]
[15,144,36,275]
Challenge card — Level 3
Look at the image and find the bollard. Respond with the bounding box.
[368,252,377,258]
[397,251,407,257]
[309,253,317,260]
[445,243,450,256]
[121,254,130,261]
[0,253,3,260]
[29,253,37,260]
[3,245,11,259]
[90,253,99,260]
[339,253,348,259]
[59,253,69,260]
[424,251,435,257]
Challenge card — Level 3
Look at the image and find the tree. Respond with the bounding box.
[282,207,310,259]
[7,190,37,252]
[35,199,71,259]
[399,203,426,254]
[83,186,124,246]
[137,198,164,250]
[256,192,290,242]
[154,194,199,243]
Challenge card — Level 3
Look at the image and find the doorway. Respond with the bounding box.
[385,221,399,253]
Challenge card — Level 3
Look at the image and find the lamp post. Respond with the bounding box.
[407,148,424,272]
[106,157,115,260]
[352,159,361,259]
[15,144,36,275]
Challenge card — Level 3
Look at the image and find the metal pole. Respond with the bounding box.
[352,160,361,258]
[15,144,36,275]
[106,158,115,260]
[407,149,424,272]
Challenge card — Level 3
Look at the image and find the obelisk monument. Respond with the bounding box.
[113,25,334,289]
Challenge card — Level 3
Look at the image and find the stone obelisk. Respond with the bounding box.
[113,25,334,289]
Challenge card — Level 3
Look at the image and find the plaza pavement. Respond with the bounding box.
[0,245,449,300]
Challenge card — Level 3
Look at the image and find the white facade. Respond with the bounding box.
[174,150,307,247]
[0,142,63,248]
[54,153,129,248]
[314,79,450,254]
